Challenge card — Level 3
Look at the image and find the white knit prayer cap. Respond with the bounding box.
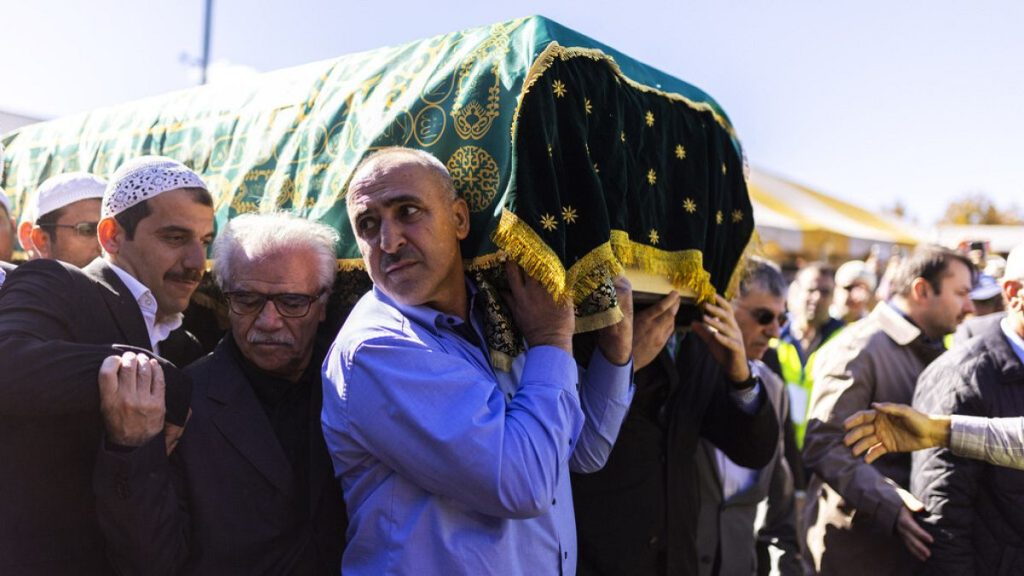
[35,172,107,219]
[102,156,207,218]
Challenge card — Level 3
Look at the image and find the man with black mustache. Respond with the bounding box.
[94,213,347,575]
[0,156,213,575]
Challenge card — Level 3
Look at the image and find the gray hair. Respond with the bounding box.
[212,212,339,292]
[347,147,457,203]
[738,256,787,299]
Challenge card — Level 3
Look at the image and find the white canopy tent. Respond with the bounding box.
[748,169,921,260]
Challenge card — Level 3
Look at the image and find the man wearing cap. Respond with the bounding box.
[0,156,213,575]
[831,259,878,324]
[951,272,1006,346]
[27,172,106,268]
[94,213,347,575]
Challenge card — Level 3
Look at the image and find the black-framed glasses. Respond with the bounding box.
[44,221,99,237]
[737,304,789,328]
[223,290,325,318]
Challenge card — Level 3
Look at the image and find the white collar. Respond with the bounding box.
[105,260,184,351]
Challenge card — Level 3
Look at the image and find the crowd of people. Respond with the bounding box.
[0,146,1020,575]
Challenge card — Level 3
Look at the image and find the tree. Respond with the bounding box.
[939,192,1024,225]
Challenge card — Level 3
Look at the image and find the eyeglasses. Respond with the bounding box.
[44,221,99,237]
[223,290,325,318]
[737,305,789,328]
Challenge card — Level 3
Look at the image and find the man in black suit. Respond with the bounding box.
[573,286,779,575]
[0,156,213,575]
[95,212,347,575]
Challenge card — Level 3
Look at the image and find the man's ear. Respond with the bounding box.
[97,218,123,255]
[452,198,470,241]
[910,277,932,302]
[1004,280,1023,311]
[29,227,53,258]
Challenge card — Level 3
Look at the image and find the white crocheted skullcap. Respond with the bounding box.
[102,156,207,218]
[35,172,107,219]
[0,187,10,217]
[1003,244,1024,283]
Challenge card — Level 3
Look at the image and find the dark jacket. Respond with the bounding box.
[573,333,779,576]
[94,335,347,575]
[0,258,201,575]
[912,319,1024,575]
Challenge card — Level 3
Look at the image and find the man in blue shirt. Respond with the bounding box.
[322,147,635,575]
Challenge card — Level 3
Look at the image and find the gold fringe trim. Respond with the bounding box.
[723,229,761,300]
[608,230,717,304]
[493,208,571,301]
[337,258,365,272]
[575,306,623,334]
[510,41,738,149]
[493,209,722,306]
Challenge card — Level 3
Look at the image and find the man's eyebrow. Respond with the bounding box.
[380,194,424,207]
[155,225,195,236]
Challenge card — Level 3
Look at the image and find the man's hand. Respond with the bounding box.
[596,276,634,366]
[631,291,681,372]
[843,402,952,463]
[99,352,167,448]
[504,261,574,354]
[692,294,750,384]
[896,505,933,562]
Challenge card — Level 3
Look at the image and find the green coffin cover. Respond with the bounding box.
[1,15,754,330]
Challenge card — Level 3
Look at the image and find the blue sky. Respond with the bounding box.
[3,0,1022,225]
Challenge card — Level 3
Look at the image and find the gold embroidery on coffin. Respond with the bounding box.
[446,146,500,213]
[450,21,518,140]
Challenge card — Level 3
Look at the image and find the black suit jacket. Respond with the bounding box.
[0,258,201,575]
[94,336,347,575]
[573,333,779,576]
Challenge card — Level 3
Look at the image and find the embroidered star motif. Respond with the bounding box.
[731,209,744,223]
[716,210,724,225]
[540,213,558,231]
[552,80,567,98]
[645,111,655,127]
[648,229,660,245]
[584,98,593,115]
[721,162,728,175]
[647,169,657,186]
[561,205,578,224]
[675,144,686,160]
[683,198,697,214]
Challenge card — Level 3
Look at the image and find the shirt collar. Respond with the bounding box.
[1000,316,1024,365]
[106,261,184,347]
[874,301,923,346]
[374,277,480,333]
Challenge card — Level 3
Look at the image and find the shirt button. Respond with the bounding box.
[552,498,556,505]
[563,551,568,560]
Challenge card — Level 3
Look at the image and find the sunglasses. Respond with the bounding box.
[738,305,789,328]
[46,221,99,237]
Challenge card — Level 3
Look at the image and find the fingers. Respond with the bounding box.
[850,437,881,459]
[844,409,877,431]
[98,355,123,400]
[873,402,913,418]
[150,359,165,400]
[117,352,140,396]
[864,443,889,464]
[898,511,933,561]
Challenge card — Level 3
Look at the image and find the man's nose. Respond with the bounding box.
[255,298,285,329]
[183,241,206,270]
[963,297,976,316]
[379,219,405,253]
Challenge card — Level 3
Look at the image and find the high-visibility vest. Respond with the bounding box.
[771,322,844,449]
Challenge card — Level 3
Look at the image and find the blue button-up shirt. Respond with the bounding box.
[322,283,634,575]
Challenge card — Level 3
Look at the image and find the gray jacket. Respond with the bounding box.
[802,303,945,575]
[695,362,803,575]
[912,319,1024,575]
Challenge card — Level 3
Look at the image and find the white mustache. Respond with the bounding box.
[248,333,295,346]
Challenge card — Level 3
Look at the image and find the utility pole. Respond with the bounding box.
[200,0,213,85]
